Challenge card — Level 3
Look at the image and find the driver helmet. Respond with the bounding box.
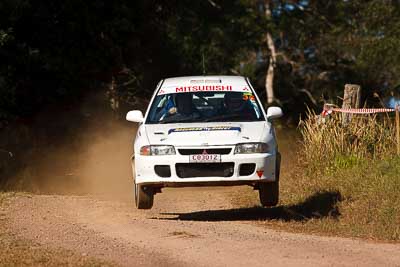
[224,92,245,111]
[174,93,193,115]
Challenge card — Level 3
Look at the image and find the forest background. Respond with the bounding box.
[1,0,400,184]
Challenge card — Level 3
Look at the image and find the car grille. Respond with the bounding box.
[178,148,232,155]
[176,163,234,178]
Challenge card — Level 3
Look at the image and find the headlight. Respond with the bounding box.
[234,143,269,154]
[140,145,176,156]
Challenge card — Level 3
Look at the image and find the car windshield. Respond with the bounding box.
[146,91,265,124]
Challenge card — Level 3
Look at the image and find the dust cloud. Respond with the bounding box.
[30,120,135,199]
[73,120,136,198]
[9,93,138,200]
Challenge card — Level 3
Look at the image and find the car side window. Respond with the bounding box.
[147,95,165,121]
[157,96,168,108]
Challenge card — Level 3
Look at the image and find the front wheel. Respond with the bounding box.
[259,181,279,207]
[134,181,154,209]
[259,153,280,207]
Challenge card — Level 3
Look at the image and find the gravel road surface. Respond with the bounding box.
[3,187,400,267]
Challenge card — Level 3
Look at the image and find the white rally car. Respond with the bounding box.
[126,76,283,209]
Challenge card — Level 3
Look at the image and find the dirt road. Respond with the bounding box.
[2,123,400,266]
[3,186,400,267]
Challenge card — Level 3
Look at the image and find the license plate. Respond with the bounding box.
[189,154,221,163]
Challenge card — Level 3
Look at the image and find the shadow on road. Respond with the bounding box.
[158,191,342,222]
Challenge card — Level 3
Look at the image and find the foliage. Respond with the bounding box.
[1,0,400,121]
[269,0,400,109]
[0,0,266,122]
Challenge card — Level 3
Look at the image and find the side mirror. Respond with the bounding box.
[266,106,283,120]
[126,110,144,123]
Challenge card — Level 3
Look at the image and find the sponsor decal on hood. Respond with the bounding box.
[168,126,241,135]
[144,122,268,146]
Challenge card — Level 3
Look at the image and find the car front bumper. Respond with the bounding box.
[132,146,278,187]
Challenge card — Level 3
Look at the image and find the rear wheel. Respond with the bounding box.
[134,181,154,209]
[259,153,281,207]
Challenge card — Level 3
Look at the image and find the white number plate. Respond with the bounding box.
[189,154,221,163]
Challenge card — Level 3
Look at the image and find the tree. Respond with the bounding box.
[254,0,400,111]
[264,0,277,104]
[2,0,400,123]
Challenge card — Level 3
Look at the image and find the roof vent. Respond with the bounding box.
[190,79,221,84]
[205,79,221,83]
[190,79,205,84]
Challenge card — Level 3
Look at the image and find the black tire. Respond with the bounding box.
[259,152,281,207]
[134,182,154,209]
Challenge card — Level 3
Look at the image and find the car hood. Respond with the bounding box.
[144,122,268,146]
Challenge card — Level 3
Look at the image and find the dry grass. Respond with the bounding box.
[300,112,396,170]
[232,115,400,241]
[297,113,400,240]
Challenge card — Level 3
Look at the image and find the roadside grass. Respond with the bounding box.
[0,192,114,267]
[278,157,400,241]
[301,112,396,171]
[299,112,399,240]
[231,114,400,241]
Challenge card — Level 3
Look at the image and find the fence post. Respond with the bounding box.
[342,84,361,124]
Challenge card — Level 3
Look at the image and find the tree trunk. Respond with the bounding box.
[342,84,361,124]
[264,1,276,104]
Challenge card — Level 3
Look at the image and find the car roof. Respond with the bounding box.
[162,75,248,87]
